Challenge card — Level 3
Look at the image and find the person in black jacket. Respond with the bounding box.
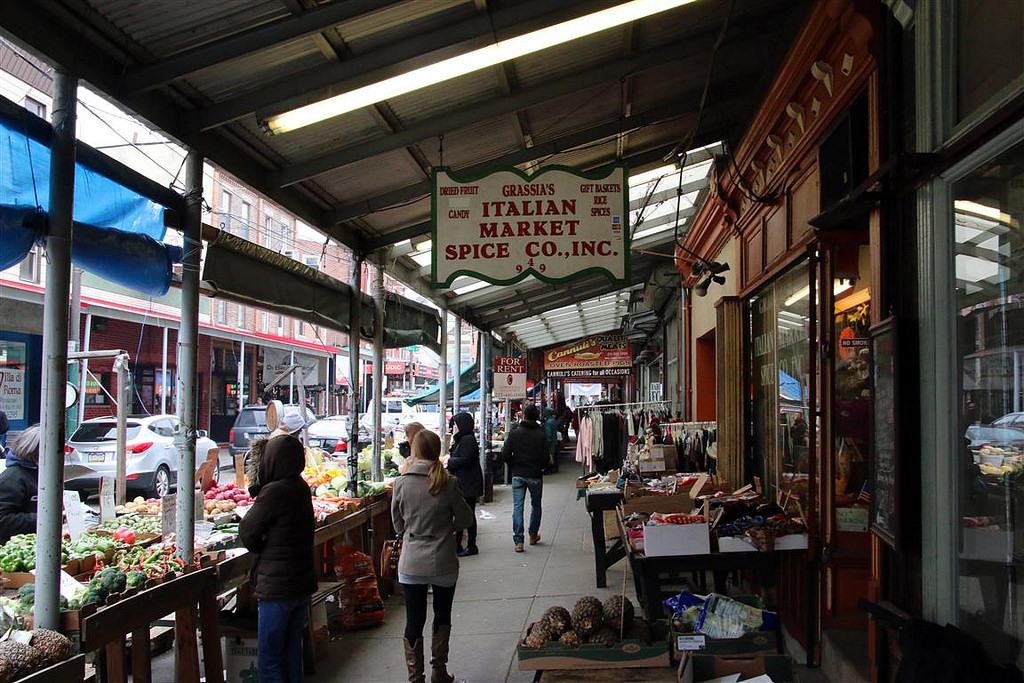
[0,425,40,545]
[240,433,316,683]
[0,410,9,448]
[499,405,548,552]
[447,412,482,557]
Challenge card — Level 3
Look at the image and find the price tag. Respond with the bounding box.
[161,493,177,539]
[676,634,706,651]
[99,477,116,522]
[235,454,246,489]
[63,490,86,540]
[26,569,85,602]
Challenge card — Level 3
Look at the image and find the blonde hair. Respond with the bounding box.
[404,422,425,443]
[411,430,449,497]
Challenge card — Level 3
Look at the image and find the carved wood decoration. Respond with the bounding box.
[677,0,879,292]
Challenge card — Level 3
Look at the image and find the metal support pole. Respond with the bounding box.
[114,353,130,506]
[35,68,77,631]
[347,258,363,496]
[453,318,462,415]
[161,326,169,414]
[289,350,295,403]
[371,262,384,482]
[175,150,202,565]
[78,312,92,426]
[439,309,449,451]
[238,341,246,410]
[478,331,488,480]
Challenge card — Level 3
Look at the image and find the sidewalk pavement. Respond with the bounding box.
[309,460,633,683]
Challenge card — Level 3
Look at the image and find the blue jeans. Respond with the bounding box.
[512,476,543,545]
[258,596,308,683]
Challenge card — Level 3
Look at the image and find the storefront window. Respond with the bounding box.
[956,0,1023,124]
[748,260,812,503]
[953,139,1024,667]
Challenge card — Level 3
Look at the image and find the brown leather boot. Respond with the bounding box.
[430,624,457,683]
[404,637,425,683]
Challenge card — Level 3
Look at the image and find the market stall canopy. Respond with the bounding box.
[405,363,480,406]
[202,230,441,352]
[0,0,811,347]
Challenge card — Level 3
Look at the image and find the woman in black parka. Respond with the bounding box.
[240,433,316,683]
[446,412,482,557]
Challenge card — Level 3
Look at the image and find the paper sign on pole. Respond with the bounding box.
[493,357,527,399]
[432,165,629,287]
[162,493,177,539]
[63,490,86,540]
[99,477,116,522]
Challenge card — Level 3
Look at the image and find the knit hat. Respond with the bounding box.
[278,411,308,434]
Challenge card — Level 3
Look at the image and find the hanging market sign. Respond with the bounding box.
[493,357,527,399]
[543,335,632,378]
[431,165,629,287]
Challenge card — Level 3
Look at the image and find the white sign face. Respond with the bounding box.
[0,367,25,420]
[432,166,629,287]
[99,477,116,522]
[63,490,87,540]
[492,357,527,399]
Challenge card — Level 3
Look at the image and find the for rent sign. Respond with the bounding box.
[493,357,526,399]
[432,165,629,287]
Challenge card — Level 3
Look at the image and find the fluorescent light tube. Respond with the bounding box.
[265,0,698,133]
[784,281,852,307]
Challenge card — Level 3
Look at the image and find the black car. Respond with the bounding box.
[228,404,316,459]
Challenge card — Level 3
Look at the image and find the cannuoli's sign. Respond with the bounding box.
[431,165,629,287]
[543,334,632,378]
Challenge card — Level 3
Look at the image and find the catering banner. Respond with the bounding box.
[543,335,632,378]
[432,165,629,287]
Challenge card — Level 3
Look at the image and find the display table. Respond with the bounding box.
[583,489,626,588]
[627,549,776,621]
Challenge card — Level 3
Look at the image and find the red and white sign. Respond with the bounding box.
[385,361,407,375]
[543,335,632,378]
[432,165,629,287]
[493,356,527,399]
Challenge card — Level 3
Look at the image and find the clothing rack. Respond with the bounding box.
[583,400,670,411]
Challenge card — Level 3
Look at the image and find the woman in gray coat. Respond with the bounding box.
[392,430,474,683]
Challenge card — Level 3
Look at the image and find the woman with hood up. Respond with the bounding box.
[240,432,316,682]
[446,412,482,557]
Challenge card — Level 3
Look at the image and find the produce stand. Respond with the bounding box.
[80,567,222,683]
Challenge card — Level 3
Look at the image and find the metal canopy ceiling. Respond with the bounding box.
[0,0,809,348]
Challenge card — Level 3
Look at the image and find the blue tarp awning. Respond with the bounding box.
[779,369,804,403]
[0,109,177,295]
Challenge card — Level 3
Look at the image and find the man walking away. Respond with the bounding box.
[543,409,559,474]
[499,405,548,552]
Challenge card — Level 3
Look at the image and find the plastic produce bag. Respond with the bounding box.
[694,593,779,639]
[334,545,375,582]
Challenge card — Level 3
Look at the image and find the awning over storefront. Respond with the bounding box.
[202,230,441,353]
[404,363,479,406]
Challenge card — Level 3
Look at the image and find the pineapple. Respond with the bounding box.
[588,626,619,647]
[558,630,582,648]
[0,641,45,680]
[537,606,571,637]
[571,596,604,637]
[602,595,636,633]
[30,629,72,666]
[628,617,651,643]
[522,623,554,649]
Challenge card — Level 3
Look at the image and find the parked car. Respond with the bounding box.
[992,412,1024,429]
[64,414,219,499]
[307,416,372,455]
[228,403,316,458]
[965,424,1024,450]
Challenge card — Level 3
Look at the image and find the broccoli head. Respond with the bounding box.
[126,571,148,589]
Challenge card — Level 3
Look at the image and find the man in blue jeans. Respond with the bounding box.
[499,405,549,552]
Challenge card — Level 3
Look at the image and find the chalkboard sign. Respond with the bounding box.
[870,317,898,549]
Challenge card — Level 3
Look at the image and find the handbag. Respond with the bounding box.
[380,538,402,581]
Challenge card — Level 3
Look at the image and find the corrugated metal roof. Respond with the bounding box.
[3,0,811,346]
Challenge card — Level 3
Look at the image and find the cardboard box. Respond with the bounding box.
[622,484,695,517]
[677,653,794,683]
[224,635,260,682]
[603,510,621,540]
[672,628,780,657]
[773,533,808,551]
[650,444,679,472]
[517,622,669,670]
[639,455,667,474]
[716,535,758,553]
[962,527,1015,563]
[643,521,710,557]
[312,625,330,662]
